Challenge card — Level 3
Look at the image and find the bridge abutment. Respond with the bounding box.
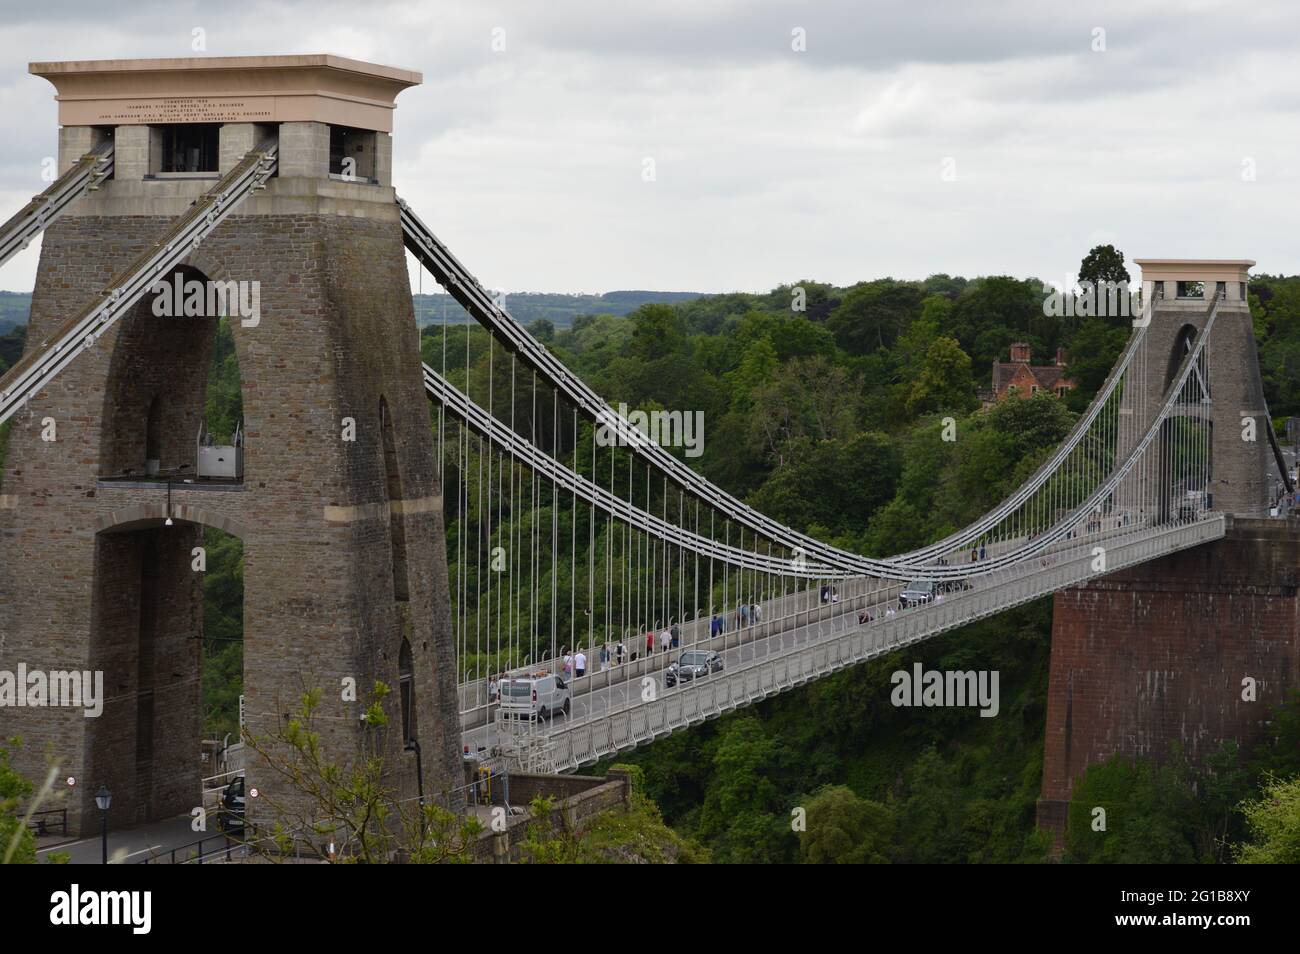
[1037,515,1300,836]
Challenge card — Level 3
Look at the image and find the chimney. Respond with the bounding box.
[1055,346,1067,367]
[1009,342,1031,363]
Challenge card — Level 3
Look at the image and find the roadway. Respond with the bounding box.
[36,813,207,865]
[464,576,953,760]
[461,515,1224,764]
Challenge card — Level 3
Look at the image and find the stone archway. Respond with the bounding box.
[86,507,248,827]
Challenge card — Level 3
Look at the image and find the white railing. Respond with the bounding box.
[539,517,1225,770]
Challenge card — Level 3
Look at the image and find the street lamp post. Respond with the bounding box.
[94,784,112,864]
[405,739,424,807]
[164,464,191,526]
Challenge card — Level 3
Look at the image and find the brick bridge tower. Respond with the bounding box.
[0,56,462,837]
[1039,259,1298,839]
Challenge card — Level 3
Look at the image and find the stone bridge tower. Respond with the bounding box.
[1130,259,1274,517]
[0,56,462,837]
[1039,258,1296,841]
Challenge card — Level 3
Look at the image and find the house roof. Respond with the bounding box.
[992,360,1072,395]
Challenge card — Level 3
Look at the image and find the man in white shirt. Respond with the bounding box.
[660,629,671,654]
[575,650,587,678]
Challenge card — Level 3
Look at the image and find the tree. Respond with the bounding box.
[894,295,949,373]
[1250,689,1300,780]
[946,276,1046,371]
[893,746,970,862]
[1063,317,1128,408]
[1235,775,1300,864]
[747,356,860,465]
[0,325,24,372]
[241,683,482,863]
[906,336,979,417]
[748,432,899,536]
[1078,245,1132,329]
[527,317,556,344]
[519,795,582,863]
[202,318,242,445]
[696,713,792,862]
[202,526,244,738]
[1065,754,1200,863]
[826,280,925,355]
[1,738,67,865]
[0,740,37,865]
[1252,279,1300,417]
[1078,244,1131,289]
[725,337,779,410]
[627,302,687,362]
[798,785,893,863]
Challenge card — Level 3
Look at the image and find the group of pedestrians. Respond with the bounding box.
[579,621,688,672]
[560,648,588,680]
[487,601,765,700]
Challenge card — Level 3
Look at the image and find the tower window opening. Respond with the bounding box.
[159,124,219,173]
[329,125,377,182]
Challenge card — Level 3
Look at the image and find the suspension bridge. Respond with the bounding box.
[0,56,1292,836]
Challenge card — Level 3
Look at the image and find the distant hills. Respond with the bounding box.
[412,290,702,328]
[0,291,29,334]
[0,289,703,333]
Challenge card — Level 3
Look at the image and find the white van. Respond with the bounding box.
[498,672,571,720]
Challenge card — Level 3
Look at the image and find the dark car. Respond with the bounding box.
[664,650,723,687]
[898,580,935,607]
[218,774,245,838]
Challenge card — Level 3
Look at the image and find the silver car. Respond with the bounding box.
[899,580,935,607]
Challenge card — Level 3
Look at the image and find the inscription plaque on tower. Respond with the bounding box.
[97,97,276,124]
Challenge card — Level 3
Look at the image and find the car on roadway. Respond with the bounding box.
[664,650,724,687]
[899,580,935,607]
[219,773,245,838]
[498,672,571,720]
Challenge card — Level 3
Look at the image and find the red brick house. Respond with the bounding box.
[989,343,1075,402]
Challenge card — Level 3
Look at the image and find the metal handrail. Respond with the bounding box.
[542,517,1226,770]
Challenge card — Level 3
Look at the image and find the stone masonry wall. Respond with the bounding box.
[0,195,461,833]
[1038,516,1300,833]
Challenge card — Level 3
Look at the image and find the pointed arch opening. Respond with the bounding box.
[99,264,245,484]
[398,637,417,743]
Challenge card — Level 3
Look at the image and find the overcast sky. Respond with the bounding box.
[2,0,1299,295]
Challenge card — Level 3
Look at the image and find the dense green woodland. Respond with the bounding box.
[3,253,1299,862]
